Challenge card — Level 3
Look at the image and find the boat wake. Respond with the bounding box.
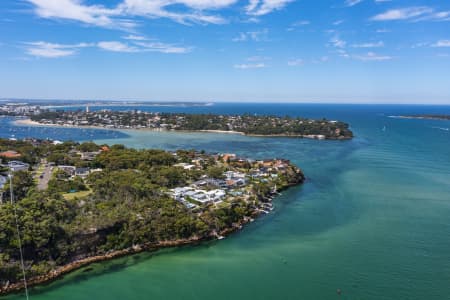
[431,126,449,132]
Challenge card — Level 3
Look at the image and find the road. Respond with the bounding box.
[37,162,52,190]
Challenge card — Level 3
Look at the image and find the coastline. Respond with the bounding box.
[12,118,110,131]
[0,181,300,296]
[12,119,351,140]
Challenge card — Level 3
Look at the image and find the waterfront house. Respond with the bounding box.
[207,189,226,203]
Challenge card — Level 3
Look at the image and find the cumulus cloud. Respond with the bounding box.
[24,41,91,58]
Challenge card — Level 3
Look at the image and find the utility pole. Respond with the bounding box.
[9,172,30,300]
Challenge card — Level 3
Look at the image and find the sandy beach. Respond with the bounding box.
[11,118,340,139]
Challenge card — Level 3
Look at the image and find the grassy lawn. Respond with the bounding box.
[62,189,92,200]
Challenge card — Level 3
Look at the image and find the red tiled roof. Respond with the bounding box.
[0,150,21,158]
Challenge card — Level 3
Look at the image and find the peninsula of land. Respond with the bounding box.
[0,138,304,295]
[0,103,353,140]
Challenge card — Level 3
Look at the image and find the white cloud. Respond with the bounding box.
[97,40,191,53]
[352,41,384,48]
[97,41,139,52]
[286,20,310,31]
[432,40,450,47]
[234,63,266,69]
[345,0,363,7]
[287,59,304,66]
[120,0,228,25]
[371,7,432,21]
[26,0,232,27]
[232,29,269,42]
[245,0,294,16]
[246,55,270,61]
[411,42,428,48]
[24,37,190,57]
[353,52,392,61]
[25,41,91,58]
[292,20,310,26]
[330,36,346,48]
[27,0,133,29]
[371,6,450,22]
[336,49,350,58]
[123,34,148,41]
[428,11,450,21]
[133,41,191,53]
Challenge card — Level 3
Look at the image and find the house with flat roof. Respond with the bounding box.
[75,167,90,178]
[8,161,29,172]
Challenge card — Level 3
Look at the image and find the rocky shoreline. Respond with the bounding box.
[0,180,302,296]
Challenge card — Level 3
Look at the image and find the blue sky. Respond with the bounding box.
[0,0,449,103]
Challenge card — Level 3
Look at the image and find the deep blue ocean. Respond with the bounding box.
[2,103,450,300]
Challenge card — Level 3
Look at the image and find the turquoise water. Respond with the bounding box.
[2,104,450,299]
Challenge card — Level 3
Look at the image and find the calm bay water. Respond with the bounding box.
[2,104,450,300]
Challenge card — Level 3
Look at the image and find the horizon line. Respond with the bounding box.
[1,98,450,106]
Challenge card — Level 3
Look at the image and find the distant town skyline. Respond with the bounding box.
[1,0,449,104]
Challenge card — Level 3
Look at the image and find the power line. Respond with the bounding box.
[9,173,30,300]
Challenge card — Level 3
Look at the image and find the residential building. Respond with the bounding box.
[75,167,90,178]
[8,161,29,172]
[0,150,22,159]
